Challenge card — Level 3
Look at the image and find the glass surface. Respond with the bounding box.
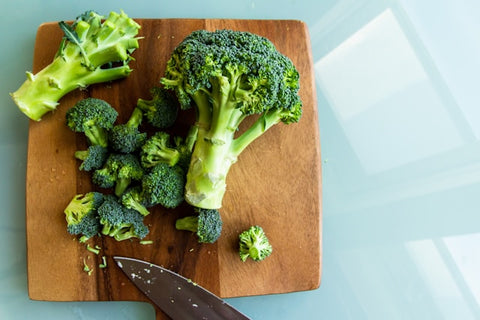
[2,0,480,319]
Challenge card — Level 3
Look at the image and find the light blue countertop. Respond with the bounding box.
[3,0,480,319]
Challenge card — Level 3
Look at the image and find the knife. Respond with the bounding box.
[113,256,251,320]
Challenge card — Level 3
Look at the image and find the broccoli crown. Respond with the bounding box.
[142,162,185,209]
[74,145,108,171]
[121,186,150,216]
[11,10,141,121]
[239,225,273,262]
[109,107,147,153]
[140,131,180,168]
[97,195,149,241]
[175,207,222,243]
[64,192,104,239]
[66,98,118,147]
[136,87,179,129]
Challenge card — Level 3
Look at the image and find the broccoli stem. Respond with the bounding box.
[175,216,199,233]
[115,178,131,197]
[126,107,143,128]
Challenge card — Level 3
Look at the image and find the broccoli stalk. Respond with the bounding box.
[239,225,273,262]
[175,207,222,243]
[161,29,302,209]
[10,10,141,121]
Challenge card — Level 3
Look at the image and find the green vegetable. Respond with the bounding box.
[239,225,272,262]
[10,10,141,121]
[109,107,147,153]
[137,86,179,129]
[175,207,223,243]
[142,162,185,209]
[66,97,118,147]
[121,186,150,216]
[161,29,302,209]
[140,131,180,168]
[64,192,104,240]
[74,145,108,171]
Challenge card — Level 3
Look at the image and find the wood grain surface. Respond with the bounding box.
[25,18,321,319]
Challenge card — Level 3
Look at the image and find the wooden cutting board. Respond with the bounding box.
[25,18,321,319]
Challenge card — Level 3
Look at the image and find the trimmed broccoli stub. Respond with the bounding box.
[64,192,104,240]
[239,225,273,262]
[121,186,150,216]
[160,29,302,209]
[142,162,185,209]
[137,86,179,129]
[97,195,149,241]
[109,107,147,153]
[140,131,180,168]
[74,145,108,171]
[10,10,141,121]
[175,207,222,243]
[92,153,144,196]
[66,98,118,147]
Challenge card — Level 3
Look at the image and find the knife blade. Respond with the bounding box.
[113,256,251,320]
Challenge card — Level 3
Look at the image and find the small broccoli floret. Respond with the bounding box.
[136,86,179,129]
[10,10,141,121]
[92,153,144,196]
[142,162,185,209]
[66,98,118,147]
[64,192,104,240]
[109,107,147,153]
[140,131,180,168]
[175,207,222,243]
[121,186,150,216]
[97,195,149,241]
[239,225,273,262]
[74,145,108,171]
[173,125,198,171]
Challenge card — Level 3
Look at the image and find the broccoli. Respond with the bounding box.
[66,98,118,147]
[160,29,302,209]
[238,225,273,262]
[121,186,150,216]
[142,162,185,209]
[172,125,198,171]
[97,195,149,241]
[109,107,147,153]
[64,192,104,240]
[140,131,180,168]
[74,145,108,171]
[92,153,144,196]
[175,207,222,243]
[136,86,179,129]
[10,10,141,121]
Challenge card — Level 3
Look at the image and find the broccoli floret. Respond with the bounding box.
[121,186,150,216]
[173,125,198,171]
[97,195,149,241]
[74,145,108,171]
[142,162,185,209]
[10,10,141,121]
[92,153,144,196]
[109,107,147,153]
[140,131,180,168]
[64,192,104,240]
[175,207,222,243]
[160,29,302,209]
[238,225,273,262]
[136,86,179,129]
[66,98,118,147]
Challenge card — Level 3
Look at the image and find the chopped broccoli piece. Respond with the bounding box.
[121,186,150,216]
[74,145,108,171]
[175,207,222,243]
[64,192,104,240]
[97,195,149,241]
[136,86,179,129]
[173,125,198,171]
[140,131,180,168]
[109,107,147,153]
[66,98,118,147]
[92,153,144,196]
[239,225,273,262]
[142,162,185,209]
[160,29,302,209]
[10,10,141,121]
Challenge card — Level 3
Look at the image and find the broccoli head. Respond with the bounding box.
[142,162,185,209]
[64,192,104,240]
[66,97,118,147]
[160,29,302,209]
[140,131,180,168]
[175,207,222,243]
[239,225,273,262]
[109,107,147,153]
[74,145,108,171]
[136,86,179,129]
[121,186,150,216]
[10,10,141,121]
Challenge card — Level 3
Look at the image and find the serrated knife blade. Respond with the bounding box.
[113,256,250,320]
